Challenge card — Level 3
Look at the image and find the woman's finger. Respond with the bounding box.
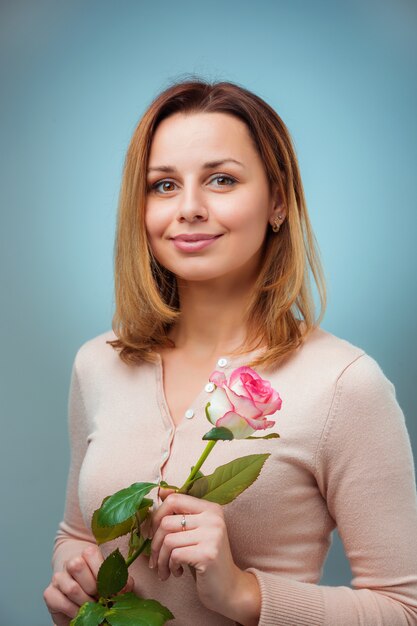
[151,512,199,557]
[171,562,184,577]
[158,486,176,501]
[80,545,104,578]
[54,570,97,607]
[50,613,72,626]
[156,527,200,580]
[151,493,221,536]
[65,554,99,598]
[44,582,80,619]
[168,545,200,577]
[51,610,75,626]
[44,546,105,625]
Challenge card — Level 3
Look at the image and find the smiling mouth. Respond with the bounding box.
[170,234,223,251]
[170,234,222,242]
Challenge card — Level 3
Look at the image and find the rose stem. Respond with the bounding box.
[125,440,217,567]
[178,440,217,494]
[125,537,152,567]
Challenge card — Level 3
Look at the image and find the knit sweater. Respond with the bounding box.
[52,326,417,625]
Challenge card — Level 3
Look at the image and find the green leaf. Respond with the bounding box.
[135,497,153,526]
[158,481,179,491]
[188,453,270,504]
[183,468,206,495]
[70,601,107,626]
[202,426,234,441]
[98,483,158,527]
[92,497,135,545]
[142,540,152,557]
[128,530,151,558]
[189,467,205,483]
[127,498,153,558]
[97,549,128,599]
[127,529,141,558]
[105,592,174,626]
[246,432,280,439]
[186,474,208,496]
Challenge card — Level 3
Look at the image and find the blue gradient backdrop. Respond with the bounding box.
[0,1,416,624]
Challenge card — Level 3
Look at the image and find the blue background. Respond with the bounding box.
[0,1,416,624]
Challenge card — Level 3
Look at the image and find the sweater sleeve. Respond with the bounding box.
[244,353,417,626]
[51,356,98,573]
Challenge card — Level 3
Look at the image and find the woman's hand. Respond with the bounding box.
[43,545,134,626]
[150,490,260,623]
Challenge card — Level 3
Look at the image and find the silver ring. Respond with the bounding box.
[181,514,186,531]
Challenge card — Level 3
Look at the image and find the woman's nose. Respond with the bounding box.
[176,183,208,222]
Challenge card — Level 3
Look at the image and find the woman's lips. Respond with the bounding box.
[171,234,222,252]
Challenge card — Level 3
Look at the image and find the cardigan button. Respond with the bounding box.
[204,382,215,392]
[217,357,228,367]
[184,408,195,419]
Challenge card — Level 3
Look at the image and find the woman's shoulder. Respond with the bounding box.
[284,325,390,389]
[71,328,160,402]
[73,328,118,366]
[71,328,147,382]
[301,325,365,363]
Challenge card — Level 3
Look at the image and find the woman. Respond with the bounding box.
[44,79,417,625]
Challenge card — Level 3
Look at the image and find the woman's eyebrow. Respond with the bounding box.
[147,158,245,173]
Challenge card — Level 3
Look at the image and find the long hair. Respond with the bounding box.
[107,77,327,370]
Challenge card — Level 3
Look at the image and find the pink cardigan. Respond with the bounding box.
[52,327,417,625]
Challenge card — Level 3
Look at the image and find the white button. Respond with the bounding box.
[162,451,168,460]
[217,357,228,367]
[205,382,215,392]
[184,408,194,419]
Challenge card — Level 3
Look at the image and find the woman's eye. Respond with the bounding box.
[148,174,236,194]
[210,175,236,187]
[150,180,176,194]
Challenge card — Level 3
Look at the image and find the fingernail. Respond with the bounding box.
[149,556,154,569]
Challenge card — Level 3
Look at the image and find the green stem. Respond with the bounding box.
[125,441,217,565]
[125,537,151,567]
[178,440,217,494]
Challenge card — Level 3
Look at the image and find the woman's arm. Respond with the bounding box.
[243,353,417,625]
[52,356,98,573]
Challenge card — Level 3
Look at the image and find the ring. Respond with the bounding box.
[181,514,186,531]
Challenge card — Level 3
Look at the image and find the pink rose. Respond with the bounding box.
[206,366,282,439]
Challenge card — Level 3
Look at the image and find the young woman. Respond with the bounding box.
[44,79,417,625]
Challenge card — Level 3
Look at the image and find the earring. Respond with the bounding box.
[271,214,283,233]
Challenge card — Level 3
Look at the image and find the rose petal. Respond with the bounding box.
[253,393,283,416]
[229,366,262,389]
[216,411,255,439]
[245,376,273,401]
[206,386,234,423]
[241,416,276,431]
[224,386,263,419]
[209,370,227,387]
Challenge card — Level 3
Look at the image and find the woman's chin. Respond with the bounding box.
[174,268,251,288]
[175,271,227,284]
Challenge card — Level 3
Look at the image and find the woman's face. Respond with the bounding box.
[145,111,283,286]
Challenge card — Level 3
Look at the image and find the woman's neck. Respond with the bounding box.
[168,278,255,361]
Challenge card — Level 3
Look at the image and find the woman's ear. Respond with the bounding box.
[268,187,287,232]
[269,183,286,216]
[269,192,287,223]
[274,202,287,220]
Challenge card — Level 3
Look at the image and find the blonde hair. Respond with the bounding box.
[107,77,326,370]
